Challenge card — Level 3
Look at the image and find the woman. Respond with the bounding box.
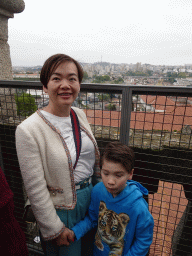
[15,54,100,255]
[0,167,28,255]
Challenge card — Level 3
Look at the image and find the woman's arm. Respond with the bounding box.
[16,124,65,241]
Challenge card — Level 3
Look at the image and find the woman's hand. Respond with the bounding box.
[54,228,75,246]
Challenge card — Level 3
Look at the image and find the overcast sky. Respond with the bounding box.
[8,0,192,66]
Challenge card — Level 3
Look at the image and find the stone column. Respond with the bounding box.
[0,11,12,79]
[0,0,25,119]
[0,0,25,80]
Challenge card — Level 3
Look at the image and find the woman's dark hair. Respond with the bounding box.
[40,54,84,88]
[101,141,135,173]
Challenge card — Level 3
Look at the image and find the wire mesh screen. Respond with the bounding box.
[0,82,192,256]
[130,93,192,256]
[0,86,45,255]
[76,91,122,151]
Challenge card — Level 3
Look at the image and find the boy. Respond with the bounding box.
[69,142,154,255]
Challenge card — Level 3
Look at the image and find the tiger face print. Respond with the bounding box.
[95,201,130,255]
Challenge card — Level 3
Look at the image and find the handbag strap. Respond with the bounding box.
[70,108,81,169]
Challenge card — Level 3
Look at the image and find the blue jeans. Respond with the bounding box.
[40,183,93,256]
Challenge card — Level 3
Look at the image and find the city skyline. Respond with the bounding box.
[8,0,192,67]
[12,61,192,70]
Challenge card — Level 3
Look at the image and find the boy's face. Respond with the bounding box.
[101,159,133,198]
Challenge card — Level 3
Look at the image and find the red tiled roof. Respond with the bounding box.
[84,103,192,132]
[139,95,177,112]
[84,109,121,128]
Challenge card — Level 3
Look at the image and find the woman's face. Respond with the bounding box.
[43,61,80,116]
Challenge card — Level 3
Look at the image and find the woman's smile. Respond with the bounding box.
[58,93,72,98]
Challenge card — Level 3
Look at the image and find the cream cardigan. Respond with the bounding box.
[15,107,100,241]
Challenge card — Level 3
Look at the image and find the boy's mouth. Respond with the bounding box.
[107,187,116,192]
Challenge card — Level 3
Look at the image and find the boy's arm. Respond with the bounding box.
[127,213,154,256]
[72,190,98,241]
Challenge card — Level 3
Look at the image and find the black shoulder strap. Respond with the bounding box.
[70,109,82,169]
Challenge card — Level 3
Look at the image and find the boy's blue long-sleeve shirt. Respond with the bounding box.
[72,180,154,256]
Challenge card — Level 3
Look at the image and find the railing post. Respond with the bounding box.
[120,86,132,146]
[0,141,4,172]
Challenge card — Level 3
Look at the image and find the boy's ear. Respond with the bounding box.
[129,169,134,180]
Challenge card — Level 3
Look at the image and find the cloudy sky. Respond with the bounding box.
[8,0,192,66]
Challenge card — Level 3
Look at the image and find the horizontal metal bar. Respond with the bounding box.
[0,80,42,89]
[1,80,192,96]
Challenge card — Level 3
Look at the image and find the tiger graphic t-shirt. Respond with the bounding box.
[72,181,154,256]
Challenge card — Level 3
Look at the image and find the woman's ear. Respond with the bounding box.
[78,83,81,93]
[43,85,48,93]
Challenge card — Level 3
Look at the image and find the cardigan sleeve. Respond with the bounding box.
[15,124,65,241]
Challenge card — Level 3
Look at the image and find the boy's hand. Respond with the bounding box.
[54,228,74,246]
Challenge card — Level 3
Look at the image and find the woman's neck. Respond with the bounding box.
[43,104,71,117]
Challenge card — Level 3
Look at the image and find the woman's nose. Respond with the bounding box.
[60,79,70,89]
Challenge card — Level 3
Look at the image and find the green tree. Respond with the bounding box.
[125,70,151,77]
[166,72,177,84]
[97,93,110,101]
[107,103,116,111]
[92,75,110,83]
[82,71,89,81]
[15,93,37,116]
[111,77,124,84]
[146,70,153,76]
[178,72,186,78]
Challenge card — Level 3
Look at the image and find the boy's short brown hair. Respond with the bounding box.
[101,141,135,173]
[40,53,84,88]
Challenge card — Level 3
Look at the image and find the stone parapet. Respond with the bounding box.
[0,0,25,80]
[0,0,25,118]
[0,7,13,18]
[0,40,12,80]
[0,0,25,14]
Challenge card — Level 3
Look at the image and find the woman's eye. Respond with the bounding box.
[70,77,76,81]
[53,77,59,81]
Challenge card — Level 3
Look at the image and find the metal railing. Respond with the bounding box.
[0,80,192,255]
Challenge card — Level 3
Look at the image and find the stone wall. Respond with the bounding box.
[0,10,12,80]
[0,0,25,119]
